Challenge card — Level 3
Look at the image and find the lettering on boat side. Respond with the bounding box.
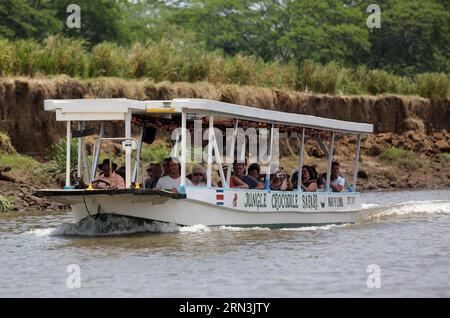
[241,192,323,211]
[347,196,356,205]
[179,302,270,315]
[327,196,344,208]
[272,192,299,210]
[244,192,267,208]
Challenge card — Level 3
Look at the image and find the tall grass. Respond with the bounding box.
[0,195,11,212]
[0,131,16,154]
[46,138,79,175]
[379,147,421,169]
[0,36,448,98]
[140,144,170,164]
[415,73,449,99]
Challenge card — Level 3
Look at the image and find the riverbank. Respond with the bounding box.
[1,76,449,155]
[1,130,449,212]
[0,76,449,212]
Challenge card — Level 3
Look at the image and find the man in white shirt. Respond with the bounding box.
[330,161,345,192]
[156,158,192,192]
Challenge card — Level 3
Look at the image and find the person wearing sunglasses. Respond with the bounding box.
[191,166,207,186]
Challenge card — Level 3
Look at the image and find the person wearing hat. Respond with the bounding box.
[144,163,162,189]
[92,159,125,189]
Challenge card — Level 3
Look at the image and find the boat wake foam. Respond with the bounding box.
[360,200,450,222]
[23,215,182,237]
[23,200,450,237]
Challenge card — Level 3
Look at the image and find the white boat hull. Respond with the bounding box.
[37,187,362,227]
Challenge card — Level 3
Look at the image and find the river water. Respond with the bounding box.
[0,189,449,297]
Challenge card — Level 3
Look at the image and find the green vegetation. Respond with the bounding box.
[0,0,448,97]
[441,153,450,162]
[0,36,448,98]
[141,144,171,165]
[46,138,78,175]
[415,73,450,100]
[0,153,50,184]
[0,131,16,154]
[0,195,11,212]
[379,147,421,169]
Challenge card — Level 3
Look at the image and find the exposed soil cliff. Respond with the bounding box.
[1,76,449,155]
[0,76,449,212]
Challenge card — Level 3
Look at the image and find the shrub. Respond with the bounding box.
[41,36,89,77]
[0,131,16,154]
[140,144,170,164]
[0,195,11,213]
[90,42,128,78]
[379,147,421,169]
[415,73,449,99]
[440,152,450,162]
[47,138,79,175]
[0,39,14,76]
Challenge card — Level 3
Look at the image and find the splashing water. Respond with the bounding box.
[361,200,450,222]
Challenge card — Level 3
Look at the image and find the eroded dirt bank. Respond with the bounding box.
[1,76,449,155]
[0,76,449,212]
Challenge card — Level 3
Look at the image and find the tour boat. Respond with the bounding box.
[36,98,373,227]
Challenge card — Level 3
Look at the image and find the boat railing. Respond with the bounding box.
[90,137,140,186]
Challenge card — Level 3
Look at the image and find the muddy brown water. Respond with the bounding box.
[0,189,449,297]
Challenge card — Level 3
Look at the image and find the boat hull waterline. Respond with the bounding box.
[37,188,361,227]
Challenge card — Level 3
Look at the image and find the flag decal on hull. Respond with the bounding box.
[216,189,224,205]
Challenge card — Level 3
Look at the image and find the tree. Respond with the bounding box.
[279,0,370,66]
[368,0,450,75]
[0,0,61,39]
[51,0,131,45]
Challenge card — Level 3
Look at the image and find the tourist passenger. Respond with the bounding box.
[330,161,345,192]
[116,166,126,180]
[308,165,324,189]
[218,167,248,188]
[92,159,125,189]
[247,163,263,183]
[233,161,264,189]
[191,166,206,186]
[144,163,162,189]
[162,157,172,176]
[270,169,290,191]
[299,165,318,192]
[317,172,326,190]
[155,158,192,192]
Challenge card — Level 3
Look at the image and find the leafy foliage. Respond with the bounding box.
[379,147,421,169]
[47,138,78,175]
[0,0,448,91]
[0,195,11,213]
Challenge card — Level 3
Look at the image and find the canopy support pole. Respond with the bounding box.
[325,132,335,192]
[226,119,239,187]
[132,127,144,185]
[125,110,132,188]
[81,122,90,181]
[179,111,187,193]
[65,121,71,188]
[90,123,104,183]
[297,128,305,192]
[77,122,82,179]
[265,124,275,190]
[212,131,227,188]
[207,115,214,188]
[352,134,362,191]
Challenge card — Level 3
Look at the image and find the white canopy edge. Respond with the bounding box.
[44,98,373,134]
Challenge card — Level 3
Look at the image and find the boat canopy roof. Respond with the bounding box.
[44,98,373,134]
